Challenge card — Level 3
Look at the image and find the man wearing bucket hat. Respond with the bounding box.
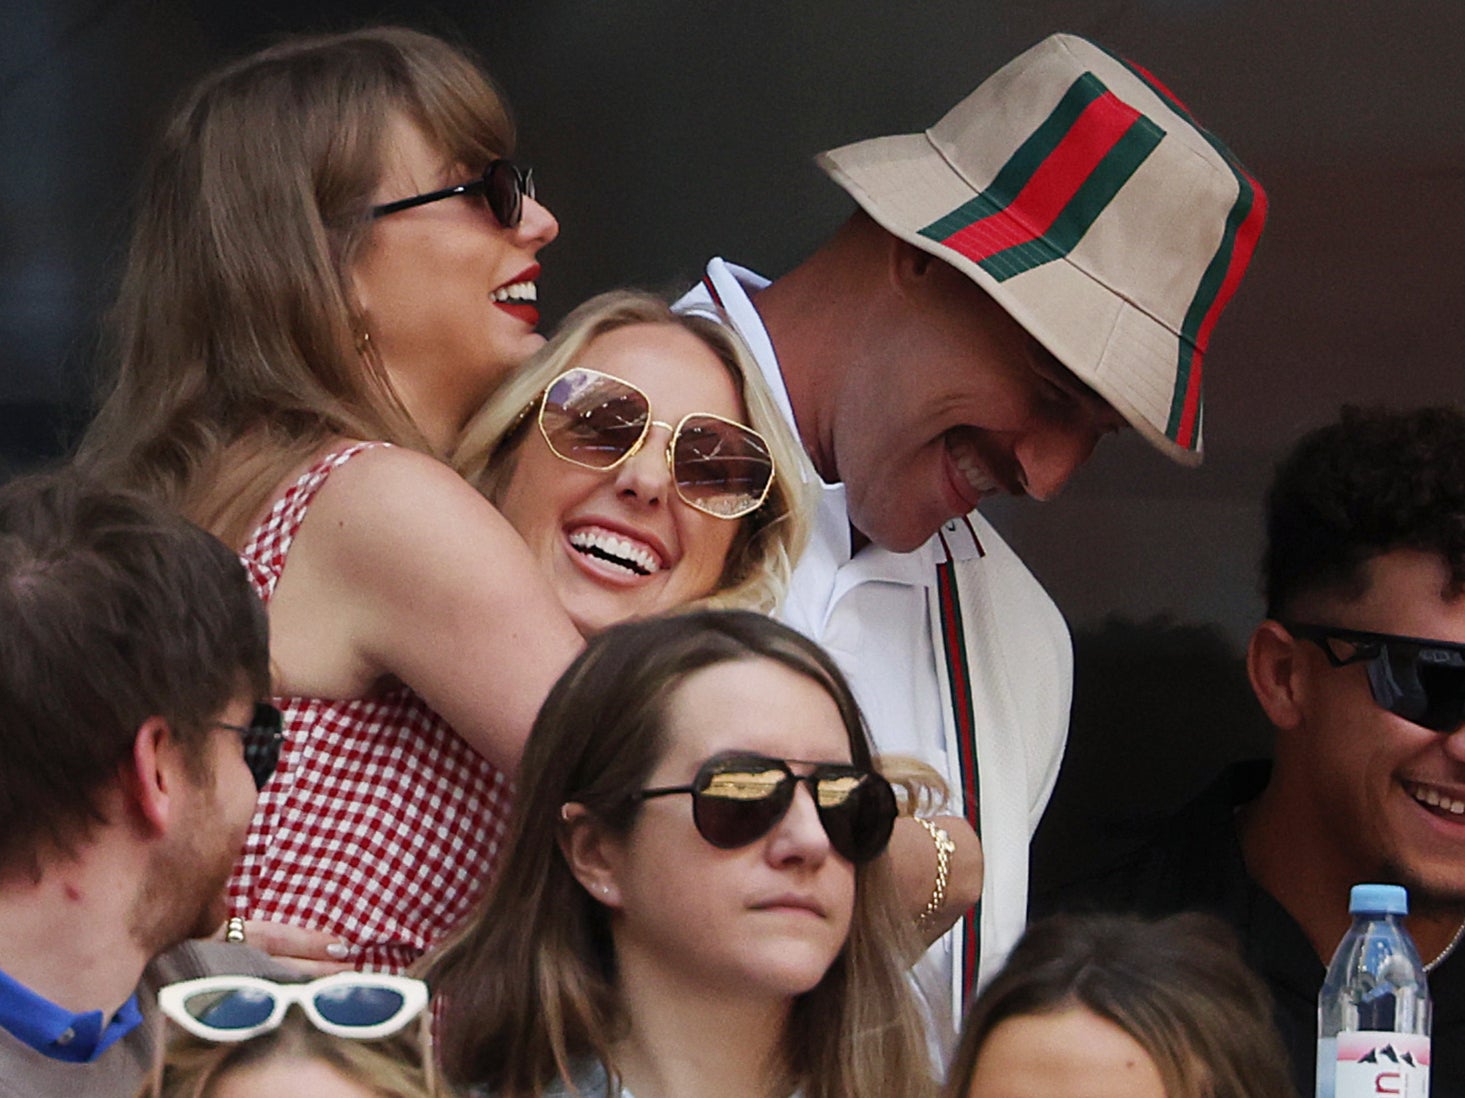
[678,32,1267,1032]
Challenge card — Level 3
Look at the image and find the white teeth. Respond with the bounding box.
[491,281,537,303]
[568,529,661,576]
[946,436,998,495]
[1408,782,1465,815]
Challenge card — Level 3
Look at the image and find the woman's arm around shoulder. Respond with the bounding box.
[267,444,583,775]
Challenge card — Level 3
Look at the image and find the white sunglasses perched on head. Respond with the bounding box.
[157,973,428,1041]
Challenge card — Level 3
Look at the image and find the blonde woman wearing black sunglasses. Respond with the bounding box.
[426,610,933,1098]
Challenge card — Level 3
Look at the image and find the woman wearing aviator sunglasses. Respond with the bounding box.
[454,294,977,956]
[427,610,933,1098]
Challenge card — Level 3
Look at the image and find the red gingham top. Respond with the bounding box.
[226,443,513,973]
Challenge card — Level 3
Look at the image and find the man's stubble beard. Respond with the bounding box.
[128,779,243,953]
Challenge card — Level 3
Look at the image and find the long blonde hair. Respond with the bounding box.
[76,26,515,546]
[424,610,934,1098]
[142,1012,435,1098]
[452,290,815,614]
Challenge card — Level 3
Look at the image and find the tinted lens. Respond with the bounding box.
[688,758,895,861]
[1372,642,1465,732]
[184,987,275,1030]
[242,703,283,791]
[812,768,898,863]
[484,160,526,228]
[692,760,795,848]
[313,985,408,1028]
[540,370,649,469]
[672,416,775,518]
[1415,650,1465,731]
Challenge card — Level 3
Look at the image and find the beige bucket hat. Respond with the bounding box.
[818,33,1267,465]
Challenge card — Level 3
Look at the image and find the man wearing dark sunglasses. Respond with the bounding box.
[678,33,1267,1021]
[1037,406,1465,1096]
[0,473,286,1098]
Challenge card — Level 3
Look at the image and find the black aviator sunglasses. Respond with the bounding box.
[370,158,535,228]
[631,753,898,864]
[215,702,284,791]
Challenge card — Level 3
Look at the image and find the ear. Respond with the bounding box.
[557,802,625,909]
[123,717,181,837]
[1247,620,1306,733]
[888,237,937,300]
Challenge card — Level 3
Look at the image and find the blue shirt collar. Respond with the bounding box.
[0,966,143,1062]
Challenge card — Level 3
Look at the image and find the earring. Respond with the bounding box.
[350,307,374,358]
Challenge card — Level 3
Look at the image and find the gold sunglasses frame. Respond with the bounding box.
[535,366,776,520]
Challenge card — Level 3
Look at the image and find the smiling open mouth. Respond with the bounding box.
[568,528,662,577]
[1407,781,1465,817]
[945,430,1000,498]
[491,280,537,305]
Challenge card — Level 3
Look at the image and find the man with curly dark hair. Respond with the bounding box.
[1262,405,1465,620]
[1038,405,1465,1097]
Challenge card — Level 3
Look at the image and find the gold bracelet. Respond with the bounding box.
[915,818,955,927]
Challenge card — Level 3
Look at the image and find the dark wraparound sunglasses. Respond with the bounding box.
[215,702,284,791]
[1284,622,1465,733]
[633,753,897,863]
[536,366,775,520]
[370,158,534,228]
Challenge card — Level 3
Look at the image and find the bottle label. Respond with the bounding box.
[1333,1033,1430,1097]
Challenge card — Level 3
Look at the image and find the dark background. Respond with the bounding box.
[3,0,1460,873]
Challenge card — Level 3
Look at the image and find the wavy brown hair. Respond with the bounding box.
[424,609,932,1098]
[944,912,1298,1098]
[76,26,514,546]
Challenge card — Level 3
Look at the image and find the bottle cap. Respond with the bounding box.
[1349,883,1408,915]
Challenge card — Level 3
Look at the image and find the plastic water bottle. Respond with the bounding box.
[1316,884,1431,1098]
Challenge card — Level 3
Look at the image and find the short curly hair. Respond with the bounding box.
[1263,405,1465,617]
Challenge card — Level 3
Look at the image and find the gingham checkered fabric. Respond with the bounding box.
[227,443,513,973]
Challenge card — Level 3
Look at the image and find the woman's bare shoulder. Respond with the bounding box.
[275,440,541,660]
[272,439,581,767]
[298,443,513,563]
